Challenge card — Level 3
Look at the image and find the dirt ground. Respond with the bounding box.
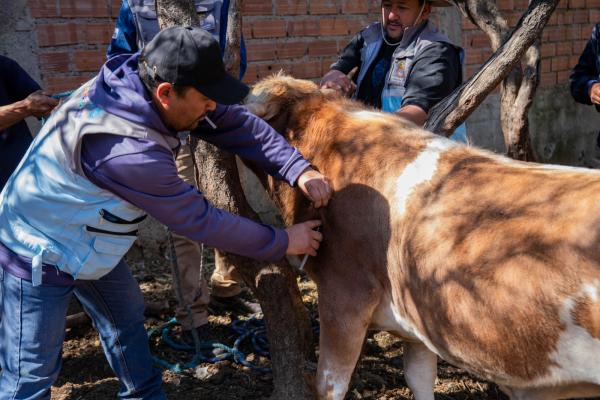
[48,247,580,400]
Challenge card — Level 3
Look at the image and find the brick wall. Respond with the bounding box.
[24,0,599,93]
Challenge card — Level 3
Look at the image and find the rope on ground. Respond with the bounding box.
[147,315,272,374]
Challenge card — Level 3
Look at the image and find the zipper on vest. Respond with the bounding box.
[86,225,139,237]
[100,209,147,225]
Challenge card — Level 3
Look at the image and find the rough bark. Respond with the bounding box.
[156,1,315,398]
[425,0,558,159]
[456,0,540,161]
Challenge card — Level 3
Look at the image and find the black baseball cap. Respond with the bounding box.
[141,26,249,105]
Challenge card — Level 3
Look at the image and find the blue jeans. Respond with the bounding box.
[0,260,165,400]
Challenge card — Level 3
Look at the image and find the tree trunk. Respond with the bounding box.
[425,0,558,160]
[455,0,540,161]
[156,1,316,398]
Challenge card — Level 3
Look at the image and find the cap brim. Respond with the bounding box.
[194,73,249,105]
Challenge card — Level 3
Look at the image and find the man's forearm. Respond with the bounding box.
[0,100,30,131]
[396,105,428,126]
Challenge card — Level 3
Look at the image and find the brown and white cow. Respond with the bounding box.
[244,74,600,400]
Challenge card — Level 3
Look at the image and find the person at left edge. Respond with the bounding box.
[0,26,331,399]
[0,55,58,190]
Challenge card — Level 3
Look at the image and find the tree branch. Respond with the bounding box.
[424,0,559,136]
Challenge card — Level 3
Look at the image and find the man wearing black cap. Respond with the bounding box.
[0,26,331,399]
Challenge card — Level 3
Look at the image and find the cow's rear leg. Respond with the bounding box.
[403,341,437,400]
[315,293,378,400]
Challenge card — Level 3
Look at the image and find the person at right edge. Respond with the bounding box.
[570,21,600,166]
[321,0,467,142]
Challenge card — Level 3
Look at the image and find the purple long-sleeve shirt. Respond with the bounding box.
[80,104,309,263]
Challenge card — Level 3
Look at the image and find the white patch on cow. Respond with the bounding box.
[319,368,350,400]
[532,280,600,386]
[370,298,442,357]
[395,138,454,217]
[351,110,385,120]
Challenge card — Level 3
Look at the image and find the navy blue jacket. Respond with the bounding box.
[0,56,40,190]
[570,22,600,112]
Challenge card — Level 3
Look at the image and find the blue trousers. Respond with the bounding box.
[0,260,165,400]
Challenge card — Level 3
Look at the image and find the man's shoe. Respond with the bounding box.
[209,293,262,315]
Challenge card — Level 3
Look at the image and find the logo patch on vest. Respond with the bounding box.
[389,58,408,84]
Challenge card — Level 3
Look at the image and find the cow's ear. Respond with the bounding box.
[320,87,342,100]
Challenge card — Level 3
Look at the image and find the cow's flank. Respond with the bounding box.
[245,74,600,400]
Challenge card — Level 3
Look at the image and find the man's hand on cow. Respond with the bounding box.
[297,167,333,208]
[590,82,600,105]
[24,90,59,118]
[320,68,357,97]
[285,220,323,257]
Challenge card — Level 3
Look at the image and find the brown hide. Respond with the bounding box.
[245,74,600,397]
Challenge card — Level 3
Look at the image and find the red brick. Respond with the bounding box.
[342,1,368,14]
[541,42,556,58]
[288,19,320,36]
[74,50,106,72]
[251,19,287,38]
[568,0,585,7]
[245,42,278,62]
[570,55,581,67]
[275,0,308,14]
[243,62,289,84]
[541,59,552,73]
[556,41,572,56]
[573,40,587,55]
[44,74,91,93]
[551,55,570,72]
[470,32,490,49]
[557,11,574,25]
[498,0,514,11]
[514,0,529,8]
[290,60,321,79]
[571,9,589,23]
[60,0,111,18]
[566,25,582,41]
[39,52,70,73]
[591,9,600,23]
[544,26,566,42]
[86,23,114,44]
[37,24,78,47]
[309,0,339,15]
[462,18,478,31]
[37,23,113,47]
[586,0,600,7]
[318,18,353,36]
[308,40,338,57]
[540,72,557,87]
[277,41,307,59]
[29,0,59,18]
[557,69,570,84]
[243,0,273,15]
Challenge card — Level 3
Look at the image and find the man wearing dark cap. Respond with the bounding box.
[0,26,331,399]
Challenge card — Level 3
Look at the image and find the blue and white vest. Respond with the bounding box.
[0,80,179,285]
[127,0,223,48]
[355,21,467,142]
